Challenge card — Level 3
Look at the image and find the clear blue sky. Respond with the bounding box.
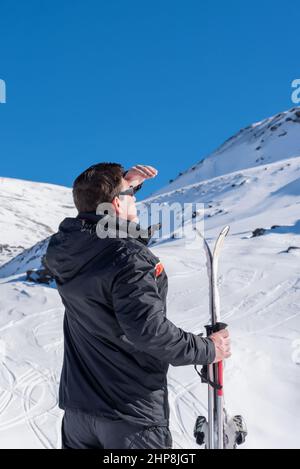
[0,0,299,198]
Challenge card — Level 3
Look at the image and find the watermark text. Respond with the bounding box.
[291,79,300,104]
[0,79,6,104]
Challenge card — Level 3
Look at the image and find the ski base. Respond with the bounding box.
[194,414,248,449]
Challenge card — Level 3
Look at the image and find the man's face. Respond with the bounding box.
[116,178,138,223]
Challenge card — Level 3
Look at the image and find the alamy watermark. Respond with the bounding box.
[91,201,205,247]
[292,339,300,365]
[291,79,300,104]
[0,79,6,103]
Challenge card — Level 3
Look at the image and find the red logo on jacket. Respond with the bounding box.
[155,261,164,278]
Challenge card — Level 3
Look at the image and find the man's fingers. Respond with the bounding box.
[134,165,158,177]
[219,329,229,339]
[135,164,157,173]
[222,339,231,348]
[134,165,151,174]
[210,328,232,362]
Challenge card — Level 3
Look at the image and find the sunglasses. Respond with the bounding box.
[118,183,143,197]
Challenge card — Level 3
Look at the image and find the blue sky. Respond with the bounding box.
[0,0,299,199]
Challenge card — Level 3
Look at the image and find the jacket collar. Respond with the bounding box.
[76,212,160,246]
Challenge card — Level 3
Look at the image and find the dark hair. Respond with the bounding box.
[72,162,125,212]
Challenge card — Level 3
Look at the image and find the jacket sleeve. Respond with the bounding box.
[111,251,215,366]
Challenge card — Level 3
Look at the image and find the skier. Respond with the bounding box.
[45,162,231,449]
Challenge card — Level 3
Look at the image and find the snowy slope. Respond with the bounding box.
[0,238,50,279]
[142,156,300,241]
[0,177,76,266]
[154,107,300,196]
[0,108,300,449]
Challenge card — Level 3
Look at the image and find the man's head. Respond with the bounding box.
[72,163,138,222]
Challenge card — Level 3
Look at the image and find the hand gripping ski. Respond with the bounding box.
[194,226,247,449]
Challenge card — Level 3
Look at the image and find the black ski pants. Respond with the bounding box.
[61,408,173,449]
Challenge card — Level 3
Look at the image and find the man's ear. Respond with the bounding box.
[111,196,120,215]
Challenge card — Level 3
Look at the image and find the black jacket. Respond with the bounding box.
[45,212,215,426]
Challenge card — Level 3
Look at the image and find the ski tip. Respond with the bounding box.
[195,226,230,243]
[195,226,230,240]
[222,225,230,237]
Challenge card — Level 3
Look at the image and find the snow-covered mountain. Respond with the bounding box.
[0,107,300,449]
[0,178,76,266]
[154,107,300,196]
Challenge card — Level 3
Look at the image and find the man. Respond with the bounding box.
[45,162,231,449]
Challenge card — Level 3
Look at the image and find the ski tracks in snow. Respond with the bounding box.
[0,283,63,448]
[163,239,300,449]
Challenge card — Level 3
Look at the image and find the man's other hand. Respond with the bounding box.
[209,329,231,363]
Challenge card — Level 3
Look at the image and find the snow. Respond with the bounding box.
[0,177,76,266]
[0,107,300,449]
[153,107,300,196]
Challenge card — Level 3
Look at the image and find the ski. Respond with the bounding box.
[194,226,247,449]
